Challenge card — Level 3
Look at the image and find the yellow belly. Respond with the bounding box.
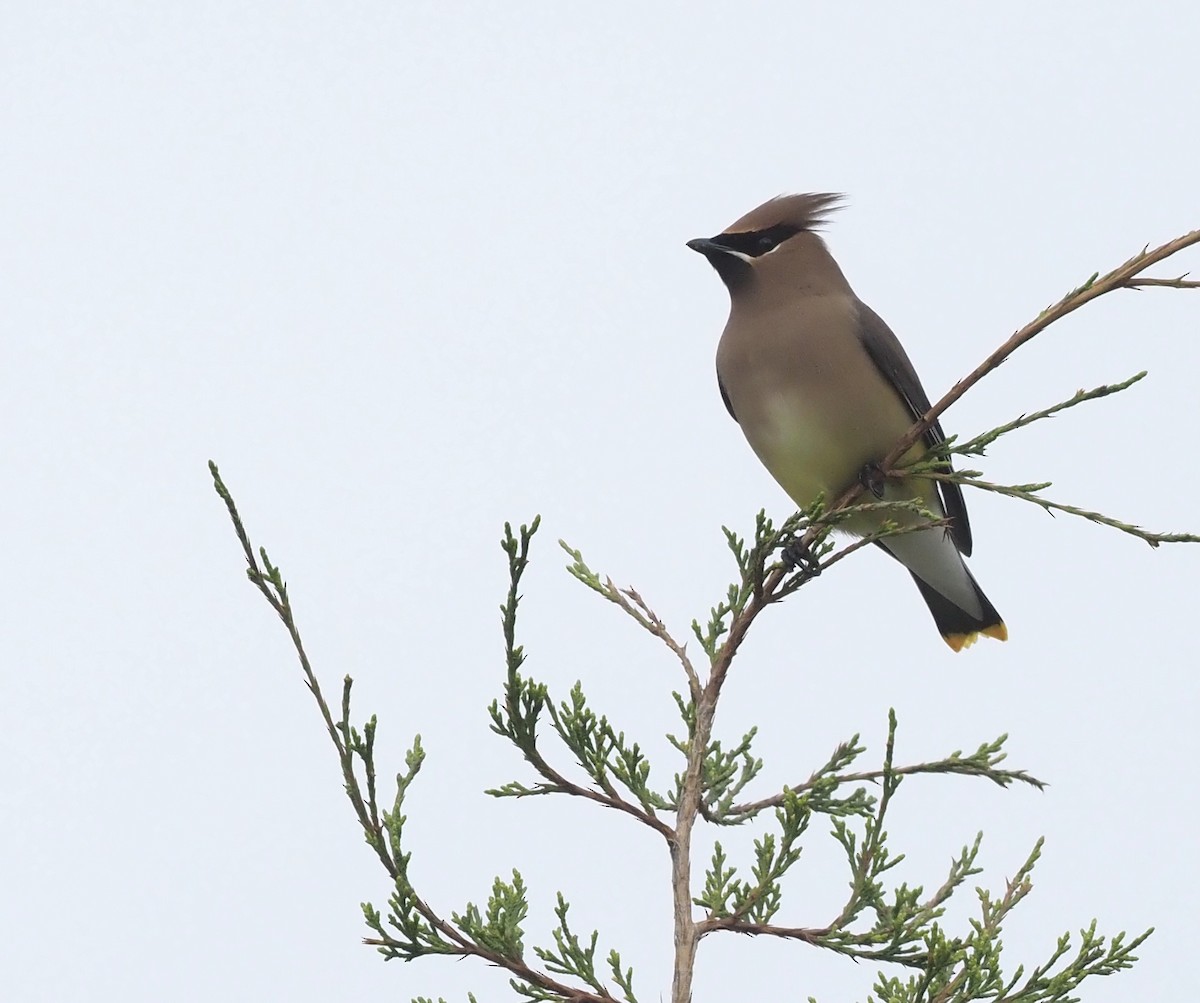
[746,389,938,531]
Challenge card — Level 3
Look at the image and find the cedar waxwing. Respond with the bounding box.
[688,193,1006,651]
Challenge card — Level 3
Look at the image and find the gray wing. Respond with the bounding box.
[717,370,738,422]
[855,301,973,556]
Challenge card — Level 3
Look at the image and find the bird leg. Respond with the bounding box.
[781,539,822,577]
[859,461,887,499]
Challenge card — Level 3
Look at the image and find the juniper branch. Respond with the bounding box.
[1126,274,1199,289]
[928,471,1200,548]
[212,225,1191,1003]
[560,542,703,705]
[727,729,1044,822]
[491,525,674,838]
[209,461,397,877]
[950,372,1148,456]
[212,467,629,1003]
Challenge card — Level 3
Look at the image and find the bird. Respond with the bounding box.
[687,193,1006,651]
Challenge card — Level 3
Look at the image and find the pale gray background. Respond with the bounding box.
[3,4,1197,1001]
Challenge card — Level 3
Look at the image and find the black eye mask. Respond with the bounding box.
[712,223,802,257]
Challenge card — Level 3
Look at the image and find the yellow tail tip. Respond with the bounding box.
[943,622,1008,652]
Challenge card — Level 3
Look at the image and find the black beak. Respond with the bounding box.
[686,237,724,257]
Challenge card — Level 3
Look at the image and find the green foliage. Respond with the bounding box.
[454,871,528,961]
[213,455,1156,1003]
[203,219,1200,1003]
[209,223,1200,1002]
[912,372,1200,548]
[526,894,639,1003]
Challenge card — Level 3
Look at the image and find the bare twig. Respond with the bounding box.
[608,581,702,706]
[694,918,824,944]
[1126,275,1200,289]
[560,542,703,706]
[893,229,1200,462]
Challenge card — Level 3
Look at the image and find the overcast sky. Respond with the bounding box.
[3,4,1198,1001]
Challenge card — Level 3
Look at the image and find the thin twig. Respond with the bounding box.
[609,581,702,705]
[214,465,615,1002]
[692,919,929,967]
[210,462,397,877]
[1126,275,1200,288]
[926,471,1200,548]
[899,229,1200,461]
[694,918,823,943]
[951,372,1147,455]
[807,515,953,579]
[362,935,614,1003]
[727,757,1044,819]
[532,710,676,840]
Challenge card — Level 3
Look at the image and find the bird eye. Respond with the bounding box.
[752,224,800,255]
[709,224,800,258]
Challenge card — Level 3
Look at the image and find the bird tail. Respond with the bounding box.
[908,568,1008,652]
[876,530,1007,652]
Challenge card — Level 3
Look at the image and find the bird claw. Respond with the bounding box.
[781,540,822,576]
[859,461,887,499]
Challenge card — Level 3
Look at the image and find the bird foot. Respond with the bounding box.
[781,540,822,576]
[859,461,887,499]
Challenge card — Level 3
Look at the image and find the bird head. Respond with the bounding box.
[687,192,845,294]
